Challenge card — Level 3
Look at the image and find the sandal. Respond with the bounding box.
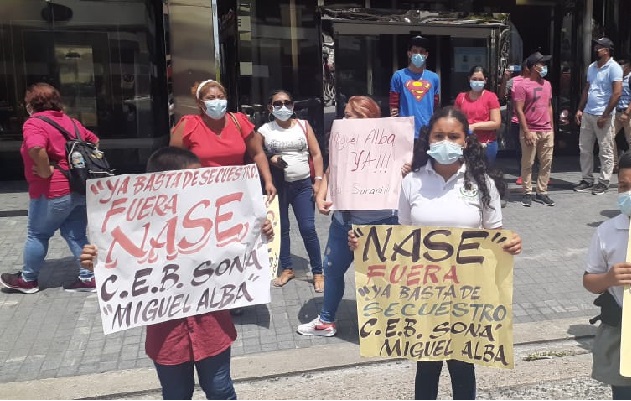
[313,273,324,293]
[272,269,295,287]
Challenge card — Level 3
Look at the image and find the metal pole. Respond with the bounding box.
[582,0,593,74]
[211,0,221,81]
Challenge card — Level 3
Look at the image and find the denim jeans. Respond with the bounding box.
[22,194,93,282]
[153,348,236,400]
[415,360,476,400]
[511,122,522,167]
[319,215,398,323]
[613,385,631,400]
[278,178,322,274]
[483,140,498,167]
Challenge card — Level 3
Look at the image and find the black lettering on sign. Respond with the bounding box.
[359,318,378,338]
[456,231,489,265]
[132,268,153,296]
[100,274,118,302]
[462,341,509,367]
[422,229,454,262]
[160,264,180,290]
[391,228,422,262]
[362,226,393,262]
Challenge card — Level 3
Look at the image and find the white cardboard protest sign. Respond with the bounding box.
[86,165,271,334]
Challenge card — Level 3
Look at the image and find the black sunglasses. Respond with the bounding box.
[272,100,293,108]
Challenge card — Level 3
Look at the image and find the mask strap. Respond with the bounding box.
[196,79,215,100]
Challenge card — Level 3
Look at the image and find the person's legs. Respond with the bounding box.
[511,122,522,167]
[536,132,554,194]
[59,194,92,280]
[447,360,476,400]
[196,348,237,400]
[278,180,293,271]
[612,385,631,400]
[595,114,616,185]
[415,361,443,400]
[520,132,537,195]
[291,179,322,275]
[484,141,498,167]
[621,113,631,155]
[578,113,597,184]
[153,361,195,400]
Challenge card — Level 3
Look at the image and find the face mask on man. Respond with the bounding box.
[203,99,227,120]
[538,65,548,78]
[469,80,485,92]
[427,140,464,165]
[411,53,427,68]
[272,106,294,122]
[618,191,631,216]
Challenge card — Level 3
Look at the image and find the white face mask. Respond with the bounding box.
[203,99,227,120]
[272,106,294,121]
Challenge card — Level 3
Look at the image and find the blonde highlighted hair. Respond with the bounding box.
[190,80,227,100]
[346,96,381,118]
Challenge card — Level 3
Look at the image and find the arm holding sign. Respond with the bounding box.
[305,121,325,195]
[246,131,277,200]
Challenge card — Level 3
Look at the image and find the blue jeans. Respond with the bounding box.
[483,140,498,167]
[415,360,476,400]
[279,178,322,274]
[613,386,631,400]
[319,215,398,323]
[22,194,93,282]
[153,348,236,400]
[511,122,522,167]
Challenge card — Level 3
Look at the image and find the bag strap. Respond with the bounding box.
[297,119,309,149]
[33,116,82,141]
[228,112,241,133]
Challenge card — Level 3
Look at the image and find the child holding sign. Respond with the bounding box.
[350,107,522,400]
[80,147,274,400]
[584,151,631,400]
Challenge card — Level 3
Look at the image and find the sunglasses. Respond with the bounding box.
[272,100,293,108]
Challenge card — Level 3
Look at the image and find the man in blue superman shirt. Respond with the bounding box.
[390,35,441,139]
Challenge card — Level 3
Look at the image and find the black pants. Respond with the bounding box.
[415,360,476,400]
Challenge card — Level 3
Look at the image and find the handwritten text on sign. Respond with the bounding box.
[328,117,414,211]
[86,165,271,334]
[353,225,514,369]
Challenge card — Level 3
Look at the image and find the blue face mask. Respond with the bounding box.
[203,99,227,120]
[618,192,631,216]
[411,53,427,68]
[272,106,294,122]
[538,66,548,78]
[469,80,485,92]
[427,140,464,165]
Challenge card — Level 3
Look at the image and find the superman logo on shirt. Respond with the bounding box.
[405,80,432,102]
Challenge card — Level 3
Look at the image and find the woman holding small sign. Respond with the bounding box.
[259,90,325,291]
[349,106,522,400]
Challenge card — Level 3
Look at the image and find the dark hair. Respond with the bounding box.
[146,147,200,173]
[619,152,631,172]
[411,106,495,209]
[267,89,293,105]
[24,82,63,112]
[468,65,488,79]
[619,58,631,67]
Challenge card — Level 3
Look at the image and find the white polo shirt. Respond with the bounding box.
[398,161,502,229]
[586,213,630,307]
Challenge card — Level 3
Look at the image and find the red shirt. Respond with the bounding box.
[455,90,500,144]
[20,111,99,199]
[146,112,254,365]
[178,112,254,167]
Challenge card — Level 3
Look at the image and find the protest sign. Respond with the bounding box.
[620,218,631,377]
[353,225,514,369]
[327,117,414,211]
[86,165,271,335]
[264,196,281,279]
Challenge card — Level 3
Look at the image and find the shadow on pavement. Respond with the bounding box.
[567,322,596,352]
[297,298,360,345]
[587,209,619,227]
[232,303,271,329]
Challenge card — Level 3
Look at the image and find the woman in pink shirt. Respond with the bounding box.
[0,83,99,294]
[455,66,502,165]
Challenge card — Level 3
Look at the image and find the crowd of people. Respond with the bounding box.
[1,33,630,400]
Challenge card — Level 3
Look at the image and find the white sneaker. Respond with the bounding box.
[297,316,337,337]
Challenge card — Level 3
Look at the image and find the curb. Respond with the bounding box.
[0,316,596,400]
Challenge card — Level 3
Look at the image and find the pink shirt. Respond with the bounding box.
[20,111,99,199]
[455,90,500,144]
[514,78,553,132]
[510,76,526,124]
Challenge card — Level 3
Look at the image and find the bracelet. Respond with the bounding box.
[314,176,323,180]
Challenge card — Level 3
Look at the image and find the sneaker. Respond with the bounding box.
[297,316,337,337]
[0,272,39,294]
[515,177,522,185]
[573,180,593,192]
[521,194,532,207]
[592,183,609,195]
[534,194,555,206]
[64,277,96,293]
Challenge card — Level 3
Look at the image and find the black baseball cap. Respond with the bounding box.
[408,35,430,50]
[593,37,614,50]
[525,51,552,68]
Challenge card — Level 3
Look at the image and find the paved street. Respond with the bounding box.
[0,155,610,384]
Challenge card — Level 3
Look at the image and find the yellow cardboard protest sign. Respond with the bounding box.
[619,219,631,377]
[353,225,515,369]
[264,196,281,279]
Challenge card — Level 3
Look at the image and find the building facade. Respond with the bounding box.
[1,0,629,179]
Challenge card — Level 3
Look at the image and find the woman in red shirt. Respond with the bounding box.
[454,66,502,166]
[0,83,99,294]
[169,79,275,197]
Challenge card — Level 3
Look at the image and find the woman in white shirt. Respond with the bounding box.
[351,106,521,399]
[259,90,325,291]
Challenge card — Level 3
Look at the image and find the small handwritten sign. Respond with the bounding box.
[264,196,281,279]
[86,165,271,334]
[328,117,414,211]
[353,225,514,369]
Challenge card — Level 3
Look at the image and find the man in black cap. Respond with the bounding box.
[574,37,624,195]
[389,35,440,139]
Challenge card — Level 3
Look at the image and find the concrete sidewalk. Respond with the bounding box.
[0,317,597,399]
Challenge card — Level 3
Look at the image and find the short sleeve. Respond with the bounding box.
[233,112,255,140]
[22,119,48,149]
[481,176,502,229]
[174,115,202,145]
[514,83,526,103]
[390,71,402,93]
[397,176,412,226]
[585,229,608,274]
[611,64,624,82]
[486,91,500,109]
[75,120,99,143]
[433,74,441,95]
[454,92,465,110]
